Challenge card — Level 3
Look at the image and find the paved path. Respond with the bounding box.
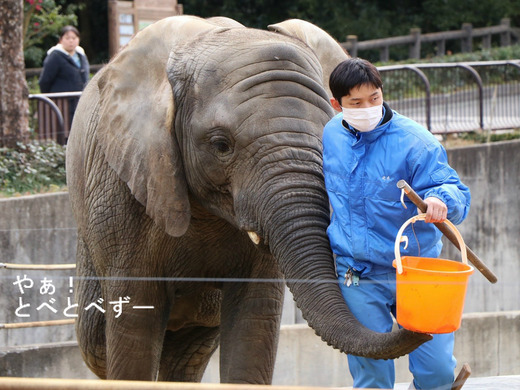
[395,375,520,389]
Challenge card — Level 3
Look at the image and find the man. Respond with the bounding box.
[322,58,471,389]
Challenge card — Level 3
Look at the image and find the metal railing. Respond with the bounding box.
[378,60,520,134]
[26,61,520,145]
[28,92,82,145]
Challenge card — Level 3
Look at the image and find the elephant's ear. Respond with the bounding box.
[96,16,217,237]
[267,19,349,97]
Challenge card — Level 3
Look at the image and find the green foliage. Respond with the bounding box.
[0,141,67,197]
[182,0,519,46]
[439,44,520,63]
[26,0,519,67]
[23,0,80,67]
[422,0,519,31]
[26,76,41,94]
[461,129,520,143]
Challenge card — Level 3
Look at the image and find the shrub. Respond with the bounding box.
[0,141,66,197]
[462,129,520,143]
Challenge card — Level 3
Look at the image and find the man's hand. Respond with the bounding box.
[422,197,447,223]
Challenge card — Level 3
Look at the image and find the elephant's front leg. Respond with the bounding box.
[102,277,169,380]
[219,268,284,384]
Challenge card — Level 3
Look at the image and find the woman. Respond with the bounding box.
[39,25,90,135]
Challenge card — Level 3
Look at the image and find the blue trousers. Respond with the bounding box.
[338,266,456,389]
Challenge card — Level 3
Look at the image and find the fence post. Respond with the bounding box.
[436,39,446,56]
[346,35,358,57]
[459,64,484,130]
[461,23,473,52]
[500,18,511,46]
[380,46,389,62]
[482,34,492,50]
[409,28,421,60]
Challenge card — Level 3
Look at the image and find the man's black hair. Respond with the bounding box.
[329,58,383,103]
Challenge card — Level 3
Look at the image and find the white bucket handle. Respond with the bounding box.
[394,213,468,274]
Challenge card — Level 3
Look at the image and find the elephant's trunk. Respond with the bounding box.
[258,177,431,359]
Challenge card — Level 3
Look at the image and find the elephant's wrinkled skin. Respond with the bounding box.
[66,15,430,383]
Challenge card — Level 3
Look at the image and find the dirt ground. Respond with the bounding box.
[440,134,479,149]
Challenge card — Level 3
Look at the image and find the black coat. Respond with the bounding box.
[39,47,90,93]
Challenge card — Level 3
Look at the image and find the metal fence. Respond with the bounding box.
[26,61,520,145]
[28,92,82,145]
[379,60,520,134]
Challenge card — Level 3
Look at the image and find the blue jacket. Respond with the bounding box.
[39,44,90,93]
[322,103,471,276]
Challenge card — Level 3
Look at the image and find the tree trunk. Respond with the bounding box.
[0,0,29,148]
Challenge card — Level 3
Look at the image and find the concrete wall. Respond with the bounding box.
[272,311,520,385]
[1,311,519,385]
[1,140,519,380]
[0,193,77,348]
[443,140,520,313]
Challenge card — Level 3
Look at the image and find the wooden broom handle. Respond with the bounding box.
[397,180,497,284]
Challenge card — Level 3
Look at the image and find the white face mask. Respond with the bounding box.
[342,104,383,132]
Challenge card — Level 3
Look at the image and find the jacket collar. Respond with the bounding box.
[47,43,86,57]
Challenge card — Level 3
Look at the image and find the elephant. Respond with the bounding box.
[267,18,348,98]
[66,15,431,383]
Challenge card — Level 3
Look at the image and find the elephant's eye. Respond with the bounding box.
[214,141,230,153]
[210,136,233,156]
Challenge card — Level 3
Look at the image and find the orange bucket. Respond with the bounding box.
[392,214,474,334]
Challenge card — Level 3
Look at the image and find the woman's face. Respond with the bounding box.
[60,31,80,53]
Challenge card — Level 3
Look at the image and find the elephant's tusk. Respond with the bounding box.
[247,231,261,245]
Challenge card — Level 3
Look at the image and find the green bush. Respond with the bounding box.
[0,141,67,197]
[462,129,520,143]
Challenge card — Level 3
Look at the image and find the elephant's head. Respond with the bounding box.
[94,15,430,359]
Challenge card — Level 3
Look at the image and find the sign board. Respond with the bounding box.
[108,0,183,57]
